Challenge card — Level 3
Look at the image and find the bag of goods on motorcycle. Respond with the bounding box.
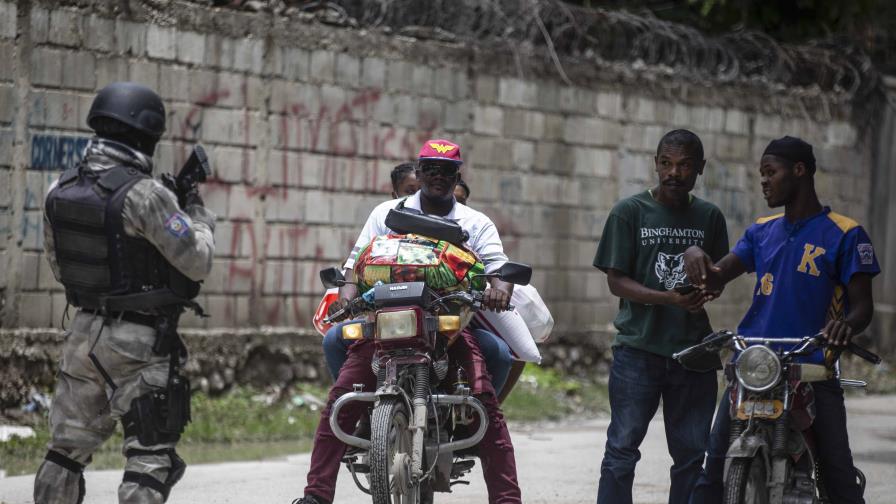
[353,234,487,295]
[354,234,486,338]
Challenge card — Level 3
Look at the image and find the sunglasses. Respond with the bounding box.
[419,163,459,178]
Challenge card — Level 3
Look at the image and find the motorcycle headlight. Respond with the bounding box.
[376,310,419,340]
[735,346,782,392]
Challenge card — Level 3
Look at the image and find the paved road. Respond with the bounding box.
[2,394,894,503]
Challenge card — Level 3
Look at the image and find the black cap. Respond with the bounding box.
[87,82,166,138]
[763,136,816,173]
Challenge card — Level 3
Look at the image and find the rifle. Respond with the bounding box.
[162,145,212,207]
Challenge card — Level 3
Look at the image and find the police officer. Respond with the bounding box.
[34,82,215,504]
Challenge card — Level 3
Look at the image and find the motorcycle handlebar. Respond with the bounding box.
[847,341,882,365]
[433,291,514,312]
[712,331,882,366]
[324,297,368,324]
[326,290,516,324]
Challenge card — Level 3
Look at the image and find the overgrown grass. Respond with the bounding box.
[0,386,325,477]
[0,368,607,477]
[502,364,610,421]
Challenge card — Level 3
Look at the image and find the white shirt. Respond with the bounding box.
[343,191,508,274]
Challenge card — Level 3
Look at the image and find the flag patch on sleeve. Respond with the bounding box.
[165,213,190,238]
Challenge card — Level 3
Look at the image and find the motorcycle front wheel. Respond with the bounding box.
[725,457,771,504]
[370,397,420,504]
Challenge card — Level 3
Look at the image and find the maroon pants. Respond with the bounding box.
[303,331,522,503]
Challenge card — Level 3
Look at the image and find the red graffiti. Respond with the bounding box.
[166,84,442,326]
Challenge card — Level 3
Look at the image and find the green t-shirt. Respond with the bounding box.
[593,190,729,357]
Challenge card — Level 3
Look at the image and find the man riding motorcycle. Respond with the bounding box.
[293,139,523,504]
[683,136,880,504]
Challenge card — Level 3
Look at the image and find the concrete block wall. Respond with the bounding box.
[0,1,877,356]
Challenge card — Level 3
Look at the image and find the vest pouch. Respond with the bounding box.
[125,389,181,446]
[164,374,191,433]
[124,374,188,446]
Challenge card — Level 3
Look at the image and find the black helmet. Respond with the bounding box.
[87,82,166,138]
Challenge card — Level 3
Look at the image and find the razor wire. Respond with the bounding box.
[181,0,882,103]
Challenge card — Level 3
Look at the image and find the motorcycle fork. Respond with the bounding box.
[769,384,791,501]
[377,353,431,484]
[410,363,430,481]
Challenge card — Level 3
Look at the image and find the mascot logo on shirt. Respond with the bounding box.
[655,252,687,290]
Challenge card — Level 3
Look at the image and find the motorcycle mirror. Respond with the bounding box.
[319,267,347,288]
[495,262,532,286]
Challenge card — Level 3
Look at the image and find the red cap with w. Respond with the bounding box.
[418,139,463,165]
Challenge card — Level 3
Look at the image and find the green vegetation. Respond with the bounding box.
[4,360,890,477]
[838,356,896,394]
[0,386,325,477]
[0,368,608,477]
[502,364,610,421]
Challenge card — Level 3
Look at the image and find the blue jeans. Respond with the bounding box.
[596,345,717,504]
[323,324,513,396]
[322,321,359,380]
[471,328,513,396]
[689,379,865,504]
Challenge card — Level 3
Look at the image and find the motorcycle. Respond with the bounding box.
[319,209,533,504]
[673,331,881,504]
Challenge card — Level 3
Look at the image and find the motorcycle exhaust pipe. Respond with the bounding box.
[329,391,378,450]
[430,394,489,452]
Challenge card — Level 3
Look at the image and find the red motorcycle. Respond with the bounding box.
[319,209,532,504]
[674,331,881,504]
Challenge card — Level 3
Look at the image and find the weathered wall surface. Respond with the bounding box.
[0,1,883,399]
[870,79,896,353]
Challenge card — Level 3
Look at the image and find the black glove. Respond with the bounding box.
[182,188,204,208]
[160,173,178,195]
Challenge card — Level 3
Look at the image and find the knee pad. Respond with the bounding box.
[123,448,186,502]
[121,377,191,446]
[43,450,86,504]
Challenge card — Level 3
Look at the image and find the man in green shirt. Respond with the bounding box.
[593,129,729,504]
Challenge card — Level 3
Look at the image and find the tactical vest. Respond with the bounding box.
[45,163,200,313]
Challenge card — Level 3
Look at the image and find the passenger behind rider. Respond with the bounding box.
[321,165,516,397]
[454,177,470,205]
[390,161,419,198]
[293,138,523,504]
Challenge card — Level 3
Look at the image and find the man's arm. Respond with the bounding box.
[824,273,874,347]
[470,214,512,310]
[123,179,216,282]
[606,268,708,312]
[329,204,388,316]
[470,219,508,274]
[42,182,62,281]
[683,248,747,293]
[482,277,513,311]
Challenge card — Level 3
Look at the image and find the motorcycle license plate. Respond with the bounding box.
[736,399,784,420]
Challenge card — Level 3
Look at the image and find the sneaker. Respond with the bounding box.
[291,496,328,504]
